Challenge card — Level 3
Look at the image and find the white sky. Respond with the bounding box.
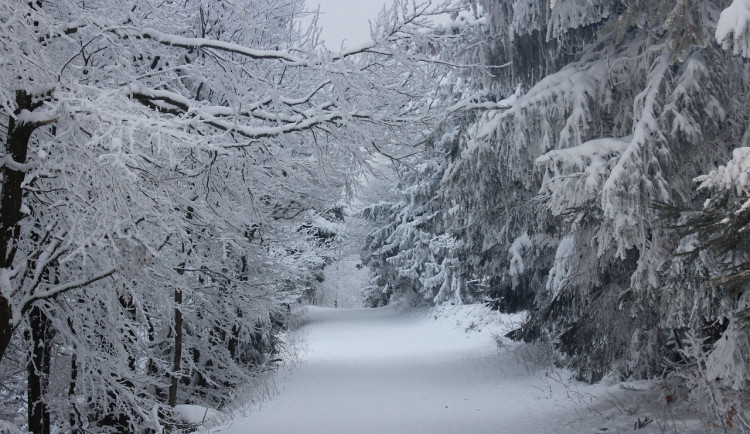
[304,0,390,49]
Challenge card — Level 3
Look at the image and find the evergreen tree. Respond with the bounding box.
[364,0,750,421]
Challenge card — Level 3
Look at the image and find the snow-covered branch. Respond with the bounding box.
[15,266,117,326]
[716,0,750,58]
[1,155,39,172]
[141,28,309,65]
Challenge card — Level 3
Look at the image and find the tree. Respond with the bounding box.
[363,0,750,421]
[361,0,508,307]
[1,0,477,430]
[660,147,750,425]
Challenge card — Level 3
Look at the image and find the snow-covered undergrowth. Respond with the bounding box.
[172,405,221,427]
[178,322,308,432]
[430,305,722,432]
[430,303,526,335]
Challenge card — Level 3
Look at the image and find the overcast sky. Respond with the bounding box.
[305,0,389,49]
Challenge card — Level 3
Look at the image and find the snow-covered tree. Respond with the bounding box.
[361,131,460,306]
[361,1,511,307]
[660,146,750,424]
[362,0,750,422]
[0,0,466,430]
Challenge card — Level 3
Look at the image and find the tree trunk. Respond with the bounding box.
[168,288,182,407]
[26,305,54,434]
[228,309,243,363]
[0,296,12,366]
[68,353,82,433]
[0,90,52,363]
[169,206,193,407]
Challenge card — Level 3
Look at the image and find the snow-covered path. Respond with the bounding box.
[213,305,592,433]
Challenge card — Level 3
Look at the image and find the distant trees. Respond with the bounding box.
[361,0,500,307]
[0,0,463,431]
[362,0,750,424]
[361,133,460,306]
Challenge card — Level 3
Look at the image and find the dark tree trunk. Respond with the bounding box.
[145,307,166,402]
[169,206,193,407]
[0,89,53,363]
[168,288,183,408]
[68,353,82,433]
[228,309,243,363]
[0,296,11,366]
[26,305,55,434]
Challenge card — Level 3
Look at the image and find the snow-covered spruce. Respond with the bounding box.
[362,0,750,427]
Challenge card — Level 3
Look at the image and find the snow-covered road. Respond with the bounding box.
[213,305,592,433]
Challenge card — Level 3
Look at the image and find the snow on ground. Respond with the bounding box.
[173,405,221,426]
[199,303,717,433]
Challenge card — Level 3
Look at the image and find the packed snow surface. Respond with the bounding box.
[204,304,712,433]
[220,305,557,433]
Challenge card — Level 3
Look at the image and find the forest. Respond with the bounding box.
[1,0,750,432]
